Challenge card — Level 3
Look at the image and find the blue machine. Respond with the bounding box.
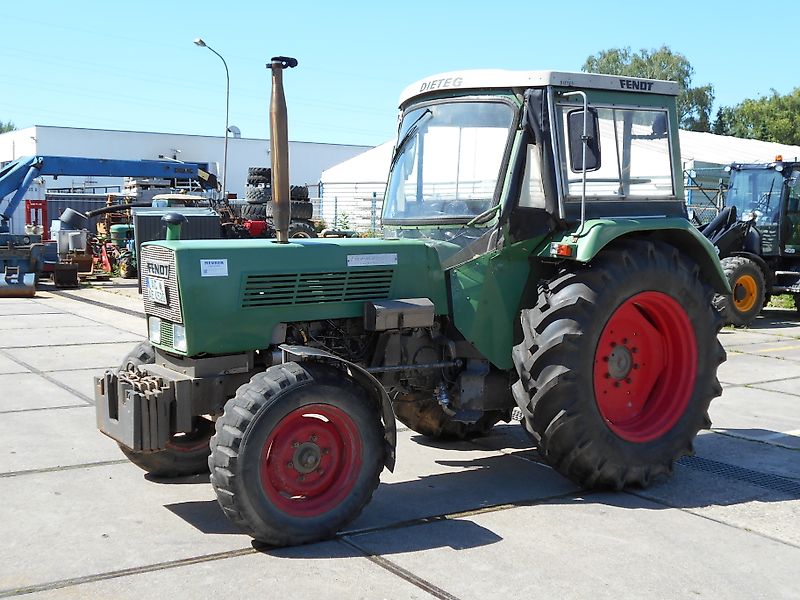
[0,155,218,296]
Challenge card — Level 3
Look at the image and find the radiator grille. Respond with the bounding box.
[242,269,394,308]
[160,320,174,347]
[141,246,183,323]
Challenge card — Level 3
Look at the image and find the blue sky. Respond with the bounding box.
[1,1,794,147]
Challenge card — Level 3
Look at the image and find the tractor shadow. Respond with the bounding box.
[162,424,798,557]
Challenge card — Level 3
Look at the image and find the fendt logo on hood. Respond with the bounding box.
[145,261,170,278]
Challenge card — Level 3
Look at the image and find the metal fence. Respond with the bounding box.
[314,192,384,235]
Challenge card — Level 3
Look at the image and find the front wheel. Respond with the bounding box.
[714,256,766,327]
[511,240,725,489]
[209,362,384,546]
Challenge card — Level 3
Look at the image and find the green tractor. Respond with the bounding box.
[96,58,728,546]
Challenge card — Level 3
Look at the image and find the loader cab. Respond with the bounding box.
[725,162,800,256]
[382,70,684,259]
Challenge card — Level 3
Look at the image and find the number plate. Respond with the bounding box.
[147,277,168,305]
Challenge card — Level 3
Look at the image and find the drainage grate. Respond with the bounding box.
[677,455,800,497]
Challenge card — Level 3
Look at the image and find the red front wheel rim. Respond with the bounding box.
[259,404,363,517]
[593,291,697,443]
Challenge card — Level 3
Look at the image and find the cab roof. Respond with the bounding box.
[399,69,679,107]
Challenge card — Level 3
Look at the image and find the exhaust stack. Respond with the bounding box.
[268,56,298,244]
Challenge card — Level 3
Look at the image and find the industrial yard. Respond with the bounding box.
[2,8,800,595]
[0,280,797,599]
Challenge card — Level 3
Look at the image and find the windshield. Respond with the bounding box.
[383,100,516,223]
[726,168,785,224]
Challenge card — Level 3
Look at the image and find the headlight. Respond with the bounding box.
[148,317,162,344]
[172,323,187,352]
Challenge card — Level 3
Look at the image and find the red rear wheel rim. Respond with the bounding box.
[593,291,697,443]
[259,404,363,517]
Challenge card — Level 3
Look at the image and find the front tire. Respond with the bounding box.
[714,256,766,327]
[511,240,725,489]
[209,362,384,546]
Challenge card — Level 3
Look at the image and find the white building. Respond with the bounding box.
[0,124,371,207]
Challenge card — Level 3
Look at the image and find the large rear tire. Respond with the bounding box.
[209,362,384,546]
[392,392,505,440]
[714,256,766,327]
[511,240,725,489]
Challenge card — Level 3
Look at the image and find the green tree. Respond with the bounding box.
[712,88,800,145]
[0,120,16,134]
[582,46,714,132]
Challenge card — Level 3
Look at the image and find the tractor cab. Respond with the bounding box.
[382,70,687,265]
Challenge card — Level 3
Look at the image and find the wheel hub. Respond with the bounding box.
[292,441,322,474]
[607,344,634,380]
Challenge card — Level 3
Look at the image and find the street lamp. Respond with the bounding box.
[194,37,229,198]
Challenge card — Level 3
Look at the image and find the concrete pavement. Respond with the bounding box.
[0,286,798,599]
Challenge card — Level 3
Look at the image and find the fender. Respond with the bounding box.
[279,344,397,472]
[542,217,731,295]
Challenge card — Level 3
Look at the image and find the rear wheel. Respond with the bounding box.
[511,240,724,489]
[714,256,766,327]
[392,392,505,440]
[209,362,384,546]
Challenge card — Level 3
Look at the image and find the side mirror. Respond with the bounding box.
[567,108,601,172]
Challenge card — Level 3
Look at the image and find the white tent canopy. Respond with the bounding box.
[680,130,800,166]
[322,132,800,187]
[319,132,800,231]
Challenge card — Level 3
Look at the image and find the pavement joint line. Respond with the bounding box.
[0,403,93,415]
[47,289,146,319]
[625,489,800,552]
[0,459,129,479]
[0,311,63,317]
[0,547,257,598]
[710,429,800,452]
[0,340,141,350]
[341,489,591,539]
[338,537,462,600]
[0,349,95,405]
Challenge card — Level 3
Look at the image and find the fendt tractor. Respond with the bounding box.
[700,159,800,326]
[96,57,728,546]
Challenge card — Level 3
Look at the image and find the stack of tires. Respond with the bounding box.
[240,167,316,238]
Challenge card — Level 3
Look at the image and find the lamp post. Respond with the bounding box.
[194,37,229,198]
